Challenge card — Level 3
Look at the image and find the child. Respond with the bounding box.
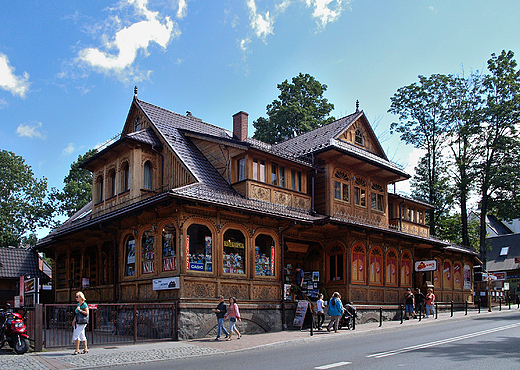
[316,293,326,330]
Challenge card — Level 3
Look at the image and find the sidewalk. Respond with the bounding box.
[1,308,517,370]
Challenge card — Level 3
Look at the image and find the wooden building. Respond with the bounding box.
[37,92,478,339]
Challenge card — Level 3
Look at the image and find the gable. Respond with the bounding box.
[336,115,387,159]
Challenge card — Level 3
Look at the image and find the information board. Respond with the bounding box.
[293,301,309,328]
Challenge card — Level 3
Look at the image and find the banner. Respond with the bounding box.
[153,276,180,290]
[414,260,437,272]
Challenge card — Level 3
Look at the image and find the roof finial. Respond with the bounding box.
[356,100,359,112]
[134,86,138,97]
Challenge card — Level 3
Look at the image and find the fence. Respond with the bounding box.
[43,303,177,348]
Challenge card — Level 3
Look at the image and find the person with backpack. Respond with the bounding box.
[326,292,344,333]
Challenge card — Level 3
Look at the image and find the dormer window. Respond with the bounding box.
[134,116,141,131]
[355,129,364,146]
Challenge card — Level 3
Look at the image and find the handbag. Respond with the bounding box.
[76,312,89,325]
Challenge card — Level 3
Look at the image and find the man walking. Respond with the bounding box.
[213,295,229,340]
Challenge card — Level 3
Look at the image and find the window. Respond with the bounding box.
[291,169,302,191]
[125,235,136,277]
[351,243,366,284]
[141,230,155,274]
[333,170,350,202]
[271,163,278,186]
[134,116,141,131]
[329,245,344,282]
[96,175,104,203]
[385,249,398,286]
[255,234,275,276]
[144,161,152,190]
[108,169,116,198]
[355,129,364,146]
[223,229,246,275]
[443,260,452,289]
[186,224,212,272]
[500,247,509,256]
[369,246,382,285]
[354,177,366,207]
[401,251,412,287]
[370,182,384,212]
[237,158,245,181]
[162,224,177,272]
[253,158,265,182]
[279,166,286,187]
[121,162,130,192]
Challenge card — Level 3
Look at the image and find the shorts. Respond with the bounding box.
[72,324,87,342]
[405,304,414,314]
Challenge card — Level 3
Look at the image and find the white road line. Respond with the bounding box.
[315,361,352,369]
[367,322,520,358]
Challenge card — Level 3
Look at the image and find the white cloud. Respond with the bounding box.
[305,0,346,29]
[78,0,180,80]
[62,143,76,155]
[395,147,425,195]
[16,122,46,139]
[276,0,291,13]
[0,53,30,98]
[239,38,251,53]
[177,0,188,19]
[247,0,275,40]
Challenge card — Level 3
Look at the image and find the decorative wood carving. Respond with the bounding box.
[251,184,271,202]
[351,288,367,302]
[221,283,249,301]
[185,282,216,298]
[369,289,384,302]
[253,285,279,301]
[273,191,291,206]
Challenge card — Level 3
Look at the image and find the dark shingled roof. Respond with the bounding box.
[0,248,50,280]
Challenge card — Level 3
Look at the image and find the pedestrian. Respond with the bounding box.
[425,288,436,318]
[213,295,229,340]
[414,288,425,318]
[224,297,242,340]
[294,265,305,300]
[326,292,344,333]
[404,288,414,320]
[316,293,326,330]
[72,291,89,355]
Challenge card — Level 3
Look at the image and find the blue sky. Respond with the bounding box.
[1,0,520,235]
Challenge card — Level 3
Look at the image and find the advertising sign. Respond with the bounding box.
[293,301,309,328]
[19,276,24,307]
[153,276,180,290]
[24,278,36,293]
[414,260,438,272]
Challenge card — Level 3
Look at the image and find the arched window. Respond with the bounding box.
[385,249,398,286]
[121,162,130,192]
[401,251,412,287]
[141,230,155,274]
[443,259,452,289]
[333,169,350,202]
[355,129,364,146]
[223,229,246,275]
[144,161,152,190]
[370,182,384,212]
[354,177,366,207]
[96,175,104,203]
[328,245,344,282]
[186,223,212,272]
[255,234,275,276]
[108,169,116,198]
[351,242,366,284]
[162,224,177,272]
[454,261,463,290]
[434,258,442,289]
[369,246,382,285]
[124,235,136,277]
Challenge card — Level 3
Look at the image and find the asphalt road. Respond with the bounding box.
[107,310,520,370]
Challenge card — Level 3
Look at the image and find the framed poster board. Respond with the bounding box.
[293,301,309,328]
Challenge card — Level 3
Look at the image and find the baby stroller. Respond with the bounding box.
[338,303,357,330]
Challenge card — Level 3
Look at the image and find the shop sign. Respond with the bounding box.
[24,278,36,293]
[153,277,180,290]
[414,260,437,272]
[223,240,244,249]
[163,256,177,272]
[142,260,154,274]
[189,263,204,271]
[270,246,275,275]
[186,235,190,270]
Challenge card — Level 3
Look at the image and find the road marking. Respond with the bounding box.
[315,361,352,369]
[367,322,520,358]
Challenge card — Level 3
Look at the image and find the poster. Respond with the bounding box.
[127,239,135,264]
[153,277,180,290]
[463,264,471,289]
[293,301,309,328]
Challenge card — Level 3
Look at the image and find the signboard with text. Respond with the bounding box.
[415,260,438,272]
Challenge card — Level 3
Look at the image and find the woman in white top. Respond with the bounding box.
[316,293,326,330]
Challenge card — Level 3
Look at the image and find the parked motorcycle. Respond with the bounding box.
[0,304,30,354]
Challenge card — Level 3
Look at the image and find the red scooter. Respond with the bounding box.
[0,304,30,354]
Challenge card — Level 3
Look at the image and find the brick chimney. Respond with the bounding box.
[233,111,249,141]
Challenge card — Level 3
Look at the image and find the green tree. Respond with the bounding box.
[436,213,480,251]
[253,73,335,144]
[52,149,97,217]
[477,50,520,266]
[0,150,55,247]
[388,74,454,236]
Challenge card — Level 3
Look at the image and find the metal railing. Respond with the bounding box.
[43,303,177,348]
